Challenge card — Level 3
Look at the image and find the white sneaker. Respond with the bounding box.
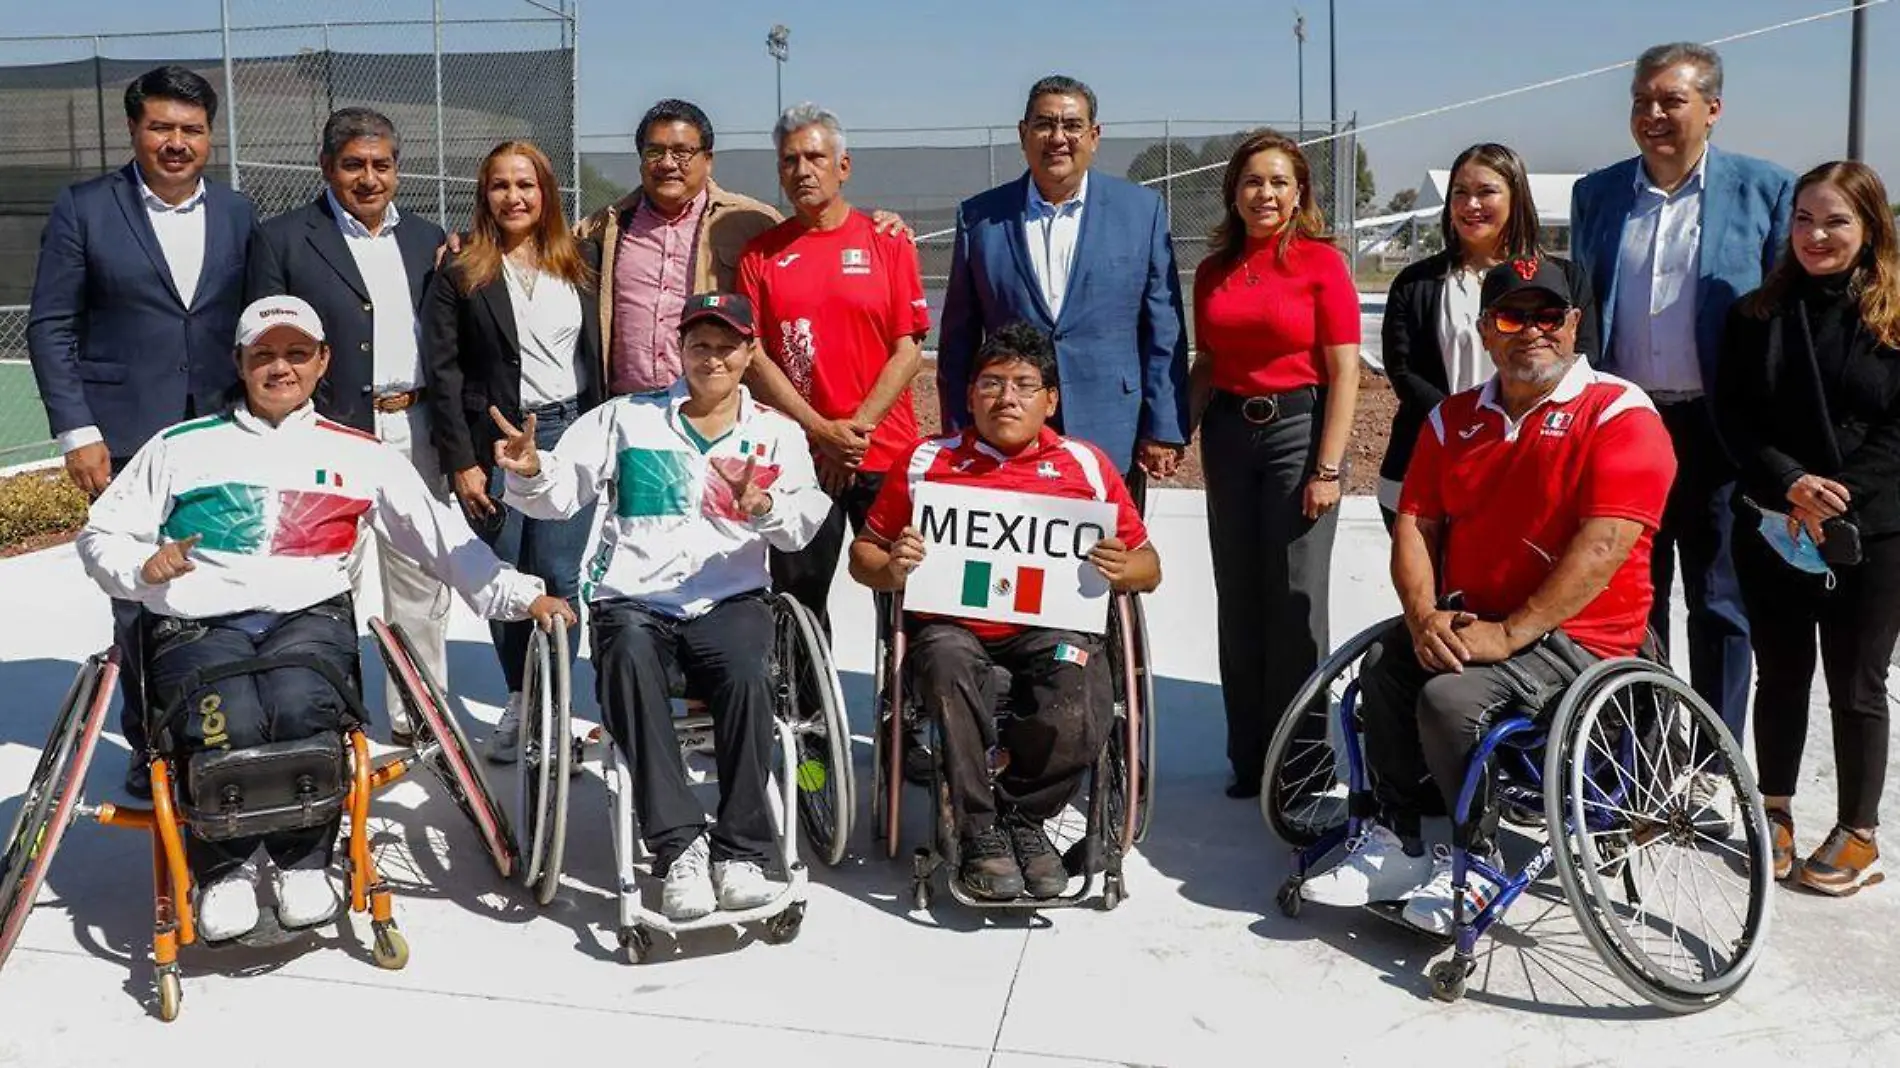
[197,861,262,942]
[661,834,715,921]
[485,692,523,764]
[713,859,782,911]
[1299,824,1434,906]
[272,867,341,929]
[1402,844,1502,936]
[1687,771,1736,838]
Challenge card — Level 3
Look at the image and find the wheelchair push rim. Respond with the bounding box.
[0,653,116,974]
[773,593,853,868]
[1545,663,1773,1013]
[519,618,572,904]
[1262,618,1397,847]
[1102,593,1153,852]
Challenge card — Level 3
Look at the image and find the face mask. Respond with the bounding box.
[1756,510,1837,588]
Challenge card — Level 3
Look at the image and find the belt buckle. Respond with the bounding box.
[1241,395,1280,425]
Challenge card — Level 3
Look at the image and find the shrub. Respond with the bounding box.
[0,468,89,551]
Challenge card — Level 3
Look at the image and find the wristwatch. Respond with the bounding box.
[1311,459,1347,483]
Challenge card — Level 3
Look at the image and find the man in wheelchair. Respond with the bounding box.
[1299,258,1677,933]
[495,293,832,922]
[849,322,1161,900]
[76,296,574,942]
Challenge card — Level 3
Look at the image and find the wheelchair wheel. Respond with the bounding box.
[0,653,115,973]
[1102,593,1154,851]
[518,619,572,904]
[371,618,519,880]
[1261,618,1396,847]
[870,592,907,859]
[772,594,853,868]
[1545,663,1773,1014]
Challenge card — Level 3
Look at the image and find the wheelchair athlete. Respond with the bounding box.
[495,293,831,922]
[76,295,574,942]
[1300,258,1677,933]
[849,322,1161,900]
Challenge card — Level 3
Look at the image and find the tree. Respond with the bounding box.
[1355,142,1376,213]
[1384,188,1419,215]
[579,159,623,217]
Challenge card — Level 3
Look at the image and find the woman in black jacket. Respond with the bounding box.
[1378,144,1598,524]
[1717,159,1900,897]
[424,140,604,761]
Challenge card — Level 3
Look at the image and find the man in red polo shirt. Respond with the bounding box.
[1300,257,1676,935]
[850,321,1161,901]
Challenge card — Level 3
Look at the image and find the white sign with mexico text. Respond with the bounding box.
[906,482,1117,635]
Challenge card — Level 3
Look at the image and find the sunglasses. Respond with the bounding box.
[1489,306,1571,335]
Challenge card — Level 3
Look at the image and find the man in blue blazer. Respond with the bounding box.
[938,76,1189,494]
[1570,42,1794,804]
[28,65,257,797]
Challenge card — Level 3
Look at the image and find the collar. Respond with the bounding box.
[137,171,207,214]
[231,401,318,435]
[964,425,1062,463]
[1026,171,1090,219]
[1633,147,1709,199]
[665,380,758,437]
[326,188,401,238]
[1476,357,1594,420]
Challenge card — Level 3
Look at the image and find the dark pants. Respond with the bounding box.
[108,455,146,754]
[771,471,882,639]
[1651,399,1752,749]
[590,593,777,867]
[1201,394,1338,784]
[1736,524,1900,828]
[1361,627,1592,852]
[478,398,594,692]
[909,622,1112,838]
[143,597,358,882]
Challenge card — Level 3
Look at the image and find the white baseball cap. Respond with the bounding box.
[236,295,326,347]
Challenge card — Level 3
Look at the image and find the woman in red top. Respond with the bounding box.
[1190,128,1362,798]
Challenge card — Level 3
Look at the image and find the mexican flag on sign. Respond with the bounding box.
[960,560,1045,614]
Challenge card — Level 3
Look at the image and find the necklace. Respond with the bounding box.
[505,246,540,299]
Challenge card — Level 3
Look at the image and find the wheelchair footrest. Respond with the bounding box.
[183,735,347,842]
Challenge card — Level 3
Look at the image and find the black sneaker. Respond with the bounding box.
[124,760,152,801]
[1007,818,1068,899]
[959,825,1025,900]
[902,723,934,787]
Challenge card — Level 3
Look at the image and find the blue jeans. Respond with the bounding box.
[479,398,594,692]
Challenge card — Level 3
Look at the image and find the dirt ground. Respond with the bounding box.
[908,368,1397,495]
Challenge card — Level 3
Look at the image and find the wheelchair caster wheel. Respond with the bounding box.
[1102,874,1123,911]
[155,970,183,1023]
[1429,958,1472,1003]
[1277,879,1302,919]
[619,926,652,964]
[763,903,805,945]
[371,923,410,970]
[910,880,933,912]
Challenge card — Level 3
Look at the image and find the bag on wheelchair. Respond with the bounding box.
[183,735,348,841]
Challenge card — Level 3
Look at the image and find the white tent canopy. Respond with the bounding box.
[1416,169,1584,225]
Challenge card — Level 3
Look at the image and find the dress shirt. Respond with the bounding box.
[609,187,707,394]
[1612,152,1706,395]
[328,190,422,392]
[1024,171,1089,319]
[1437,264,1493,394]
[502,258,583,409]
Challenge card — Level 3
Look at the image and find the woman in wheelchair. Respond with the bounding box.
[849,322,1161,900]
[1298,257,1677,933]
[493,293,832,923]
[76,296,575,942]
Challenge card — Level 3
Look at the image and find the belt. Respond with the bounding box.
[371,388,425,414]
[1210,386,1322,426]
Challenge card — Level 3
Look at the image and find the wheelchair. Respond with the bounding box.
[1260,616,1774,1014]
[870,590,1155,913]
[0,617,515,1022]
[513,594,853,963]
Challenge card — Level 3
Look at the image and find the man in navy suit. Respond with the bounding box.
[938,75,1190,497]
[1570,42,1794,816]
[28,65,258,798]
[246,108,450,745]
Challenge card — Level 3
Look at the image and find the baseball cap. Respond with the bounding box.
[236,295,326,346]
[1480,257,1576,311]
[678,292,756,339]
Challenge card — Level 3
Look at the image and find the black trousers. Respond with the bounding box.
[1361,626,1591,851]
[143,597,358,882]
[1201,397,1337,784]
[1735,524,1900,828]
[771,471,883,638]
[590,593,777,867]
[908,622,1112,838]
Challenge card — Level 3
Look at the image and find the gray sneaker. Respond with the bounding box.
[485,692,523,764]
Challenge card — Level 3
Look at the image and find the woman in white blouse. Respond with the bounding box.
[1375,143,1599,526]
[424,140,604,759]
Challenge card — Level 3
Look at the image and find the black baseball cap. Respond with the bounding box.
[679,292,755,338]
[1480,257,1576,311]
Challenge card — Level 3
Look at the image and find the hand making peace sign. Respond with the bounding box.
[488,406,542,479]
[717,455,774,520]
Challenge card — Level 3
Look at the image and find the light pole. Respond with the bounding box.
[1847,2,1867,161]
[1294,10,1306,136]
[766,24,790,125]
[1327,0,1337,131]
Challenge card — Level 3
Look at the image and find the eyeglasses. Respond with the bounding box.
[1026,117,1092,139]
[640,144,705,166]
[1489,306,1571,335]
[973,375,1051,399]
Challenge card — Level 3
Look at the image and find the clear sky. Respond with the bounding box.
[8,0,1894,202]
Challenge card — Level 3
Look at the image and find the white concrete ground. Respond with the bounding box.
[2,492,1896,1067]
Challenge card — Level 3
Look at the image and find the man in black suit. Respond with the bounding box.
[28,65,258,797]
[246,108,449,744]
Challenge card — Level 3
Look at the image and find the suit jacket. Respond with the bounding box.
[1569,146,1794,390]
[245,193,447,431]
[1379,250,1599,487]
[937,171,1190,471]
[27,162,257,460]
[421,241,605,476]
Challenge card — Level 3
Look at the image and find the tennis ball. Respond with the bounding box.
[795,759,827,792]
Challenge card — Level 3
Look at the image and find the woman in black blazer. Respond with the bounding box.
[1716,160,1900,897]
[424,140,604,761]
[1379,144,1598,524]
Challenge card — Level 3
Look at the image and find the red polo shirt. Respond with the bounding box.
[1397,362,1676,658]
[865,427,1149,641]
[1193,235,1361,395]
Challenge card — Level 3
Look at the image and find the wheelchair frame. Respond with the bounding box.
[0,618,518,1023]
